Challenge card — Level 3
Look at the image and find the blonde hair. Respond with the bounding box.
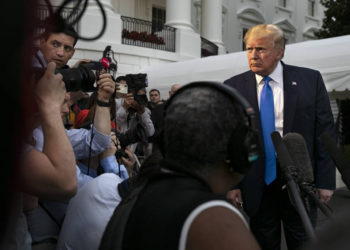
[244,24,286,51]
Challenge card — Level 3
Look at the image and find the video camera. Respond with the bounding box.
[124,73,149,106]
[114,123,148,159]
[59,45,117,92]
[125,73,148,92]
[32,45,118,92]
[56,62,100,92]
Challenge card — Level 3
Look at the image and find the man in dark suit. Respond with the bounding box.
[224,24,336,250]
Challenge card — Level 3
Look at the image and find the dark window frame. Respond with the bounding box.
[152,6,166,33]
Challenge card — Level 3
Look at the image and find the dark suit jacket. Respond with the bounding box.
[224,62,336,217]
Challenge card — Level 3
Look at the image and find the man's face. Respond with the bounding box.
[137,89,147,97]
[119,80,127,85]
[40,33,75,69]
[149,90,160,103]
[169,84,181,97]
[246,36,284,76]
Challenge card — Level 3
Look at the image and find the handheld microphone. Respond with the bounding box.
[100,57,111,70]
[100,45,117,78]
[283,133,332,218]
[320,132,350,190]
[103,45,112,58]
[101,45,112,70]
[271,131,316,239]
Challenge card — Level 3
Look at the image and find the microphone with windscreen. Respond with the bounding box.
[283,133,314,185]
[270,131,316,240]
[283,133,332,218]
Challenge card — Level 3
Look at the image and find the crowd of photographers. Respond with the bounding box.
[1,18,180,249]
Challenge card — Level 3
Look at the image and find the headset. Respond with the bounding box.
[161,81,260,174]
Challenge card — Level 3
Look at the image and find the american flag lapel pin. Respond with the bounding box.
[292,81,297,86]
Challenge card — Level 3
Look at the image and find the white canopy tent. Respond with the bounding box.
[141,35,350,99]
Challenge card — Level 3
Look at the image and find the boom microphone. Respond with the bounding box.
[283,133,314,185]
[284,133,332,218]
[270,132,295,178]
[320,132,350,190]
[270,131,316,239]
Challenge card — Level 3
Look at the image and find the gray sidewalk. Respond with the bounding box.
[240,187,350,250]
[282,187,350,250]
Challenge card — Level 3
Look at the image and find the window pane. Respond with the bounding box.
[279,0,287,8]
[152,7,166,32]
[308,0,315,16]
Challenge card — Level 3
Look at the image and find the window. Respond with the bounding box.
[308,0,315,16]
[242,28,249,51]
[279,0,287,8]
[152,7,166,33]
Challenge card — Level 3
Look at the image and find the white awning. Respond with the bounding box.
[141,35,350,98]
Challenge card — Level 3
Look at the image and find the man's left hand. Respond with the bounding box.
[317,188,334,203]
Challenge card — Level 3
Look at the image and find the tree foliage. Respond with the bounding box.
[315,0,350,38]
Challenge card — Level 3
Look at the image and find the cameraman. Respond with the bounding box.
[26,71,116,248]
[26,74,115,244]
[31,19,114,161]
[32,18,90,126]
[115,74,154,154]
[0,62,77,249]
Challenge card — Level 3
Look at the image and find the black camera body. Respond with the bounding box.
[57,62,100,92]
[124,73,149,110]
[125,73,148,92]
[133,94,148,106]
[113,123,148,159]
[32,61,104,92]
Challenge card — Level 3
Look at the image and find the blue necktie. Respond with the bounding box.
[260,76,276,185]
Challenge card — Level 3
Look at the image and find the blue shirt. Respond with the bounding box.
[78,155,129,182]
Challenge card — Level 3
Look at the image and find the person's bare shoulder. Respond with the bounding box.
[185,205,261,250]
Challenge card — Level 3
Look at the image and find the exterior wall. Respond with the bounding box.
[222,0,324,53]
[63,0,324,75]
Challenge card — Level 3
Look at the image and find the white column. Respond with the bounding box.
[77,0,122,49]
[201,0,226,54]
[88,0,115,12]
[165,0,201,58]
[110,0,121,14]
[165,0,193,30]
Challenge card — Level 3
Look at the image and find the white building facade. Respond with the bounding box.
[49,0,325,76]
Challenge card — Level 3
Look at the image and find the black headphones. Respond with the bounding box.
[161,81,260,174]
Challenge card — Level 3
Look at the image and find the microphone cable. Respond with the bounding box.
[37,0,107,41]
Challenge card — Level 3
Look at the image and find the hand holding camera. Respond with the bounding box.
[97,73,116,102]
[122,93,134,110]
[102,133,120,159]
[120,147,136,175]
[130,97,146,114]
[122,93,146,114]
[35,62,66,111]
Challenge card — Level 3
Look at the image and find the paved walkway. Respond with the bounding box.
[241,187,350,249]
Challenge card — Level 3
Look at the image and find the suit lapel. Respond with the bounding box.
[283,64,298,135]
[245,71,261,132]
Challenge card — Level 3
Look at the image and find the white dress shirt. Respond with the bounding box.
[256,61,284,136]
